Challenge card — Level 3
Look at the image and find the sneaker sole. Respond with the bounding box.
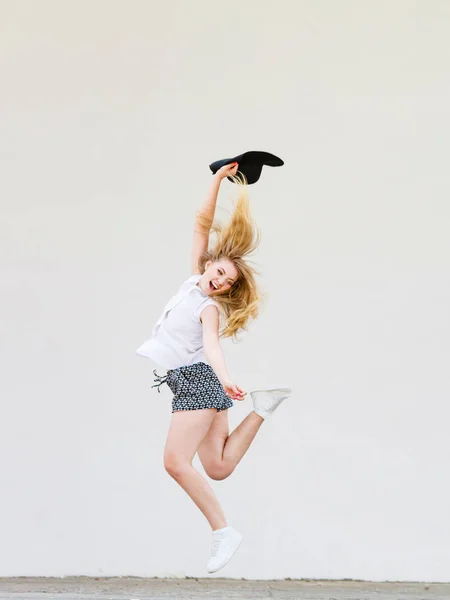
[206,536,243,574]
[250,388,292,396]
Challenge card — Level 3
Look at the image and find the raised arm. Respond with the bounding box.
[191,162,239,274]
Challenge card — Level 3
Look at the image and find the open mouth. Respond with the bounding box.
[209,281,219,292]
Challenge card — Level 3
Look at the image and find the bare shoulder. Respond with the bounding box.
[200,303,220,326]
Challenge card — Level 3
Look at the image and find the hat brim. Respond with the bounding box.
[209,150,284,185]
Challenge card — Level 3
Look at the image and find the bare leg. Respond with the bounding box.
[163,408,227,530]
[197,409,264,480]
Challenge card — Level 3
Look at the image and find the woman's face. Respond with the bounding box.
[198,259,239,296]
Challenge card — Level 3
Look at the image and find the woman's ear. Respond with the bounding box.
[205,260,212,270]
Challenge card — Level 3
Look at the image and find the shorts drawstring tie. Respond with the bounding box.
[152,369,168,393]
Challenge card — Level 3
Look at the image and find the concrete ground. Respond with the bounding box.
[0,578,449,600]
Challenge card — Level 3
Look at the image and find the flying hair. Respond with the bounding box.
[197,173,262,340]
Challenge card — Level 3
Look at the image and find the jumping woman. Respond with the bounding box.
[136,161,291,573]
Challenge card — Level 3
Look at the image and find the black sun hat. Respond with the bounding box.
[209,150,284,184]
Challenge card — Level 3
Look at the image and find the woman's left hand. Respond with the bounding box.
[221,380,247,401]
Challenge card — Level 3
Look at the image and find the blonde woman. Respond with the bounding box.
[136,162,291,573]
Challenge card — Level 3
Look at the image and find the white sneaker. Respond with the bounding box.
[206,526,243,573]
[250,388,292,419]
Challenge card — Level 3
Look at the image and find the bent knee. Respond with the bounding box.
[164,453,190,479]
[205,463,233,481]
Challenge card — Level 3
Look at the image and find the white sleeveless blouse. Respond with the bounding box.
[135,274,219,370]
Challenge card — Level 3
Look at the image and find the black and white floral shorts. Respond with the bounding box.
[152,362,234,413]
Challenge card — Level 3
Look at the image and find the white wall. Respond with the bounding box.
[1,0,449,581]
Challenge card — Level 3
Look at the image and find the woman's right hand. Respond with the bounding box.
[216,162,239,180]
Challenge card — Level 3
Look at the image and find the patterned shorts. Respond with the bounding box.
[152,362,234,413]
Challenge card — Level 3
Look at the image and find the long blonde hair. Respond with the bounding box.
[197,174,262,340]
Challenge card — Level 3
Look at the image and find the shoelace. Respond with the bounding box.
[151,369,168,393]
[210,536,224,558]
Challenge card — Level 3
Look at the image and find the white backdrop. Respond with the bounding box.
[1,0,449,581]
